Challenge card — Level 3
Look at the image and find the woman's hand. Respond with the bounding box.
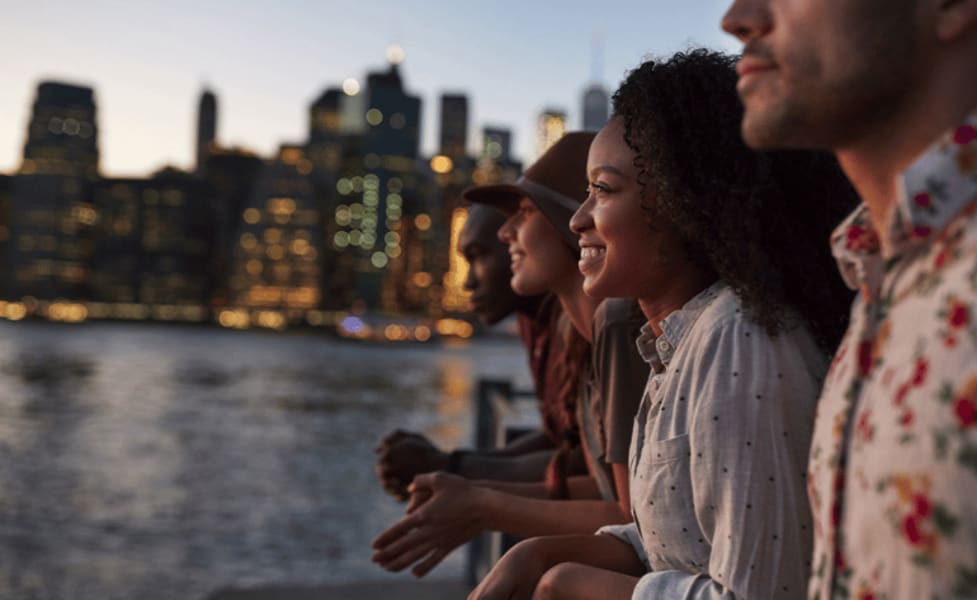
[371,472,483,577]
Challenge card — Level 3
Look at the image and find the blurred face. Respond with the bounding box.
[497,197,577,297]
[458,208,522,325]
[722,0,919,149]
[570,117,687,300]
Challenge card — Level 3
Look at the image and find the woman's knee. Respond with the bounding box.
[533,562,581,600]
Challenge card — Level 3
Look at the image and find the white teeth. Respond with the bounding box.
[580,247,605,259]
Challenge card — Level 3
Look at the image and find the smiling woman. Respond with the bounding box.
[469,48,860,600]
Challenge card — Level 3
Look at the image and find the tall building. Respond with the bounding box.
[439,94,468,161]
[90,169,215,320]
[7,81,99,301]
[137,167,215,311]
[307,88,344,174]
[90,178,143,305]
[472,127,521,186]
[536,108,567,159]
[582,32,610,132]
[328,51,426,312]
[20,82,99,179]
[225,144,322,329]
[196,88,217,174]
[203,147,263,309]
[581,83,609,132]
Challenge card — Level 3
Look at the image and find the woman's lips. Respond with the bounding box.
[578,246,605,274]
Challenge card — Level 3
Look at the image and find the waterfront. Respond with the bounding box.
[0,320,530,600]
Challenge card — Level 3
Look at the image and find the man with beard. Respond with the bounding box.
[722,1,977,596]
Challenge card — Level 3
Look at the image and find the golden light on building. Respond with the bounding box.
[280,147,303,165]
[254,310,286,330]
[441,207,471,312]
[414,213,432,231]
[414,325,432,342]
[436,318,474,339]
[218,308,250,329]
[46,301,88,323]
[429,155,453,174]
[243,208,261,224]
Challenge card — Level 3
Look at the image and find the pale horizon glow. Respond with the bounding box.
[0,0,739,177]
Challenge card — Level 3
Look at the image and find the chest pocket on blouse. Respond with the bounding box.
[633,433,711,573]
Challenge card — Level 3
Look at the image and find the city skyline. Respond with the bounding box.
[0,0,737,176]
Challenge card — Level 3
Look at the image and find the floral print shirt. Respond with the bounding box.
[808,112,977,599]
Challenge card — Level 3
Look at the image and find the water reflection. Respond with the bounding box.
[0,321,529,599]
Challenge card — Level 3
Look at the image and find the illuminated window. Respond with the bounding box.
[430,155,453,174]
[336,178,353,195]
[246,259,263,275]
[366,108,383,126]
[371,252,388,268]
[263,228,282,244]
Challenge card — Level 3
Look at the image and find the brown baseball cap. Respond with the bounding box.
[462,131,595,251]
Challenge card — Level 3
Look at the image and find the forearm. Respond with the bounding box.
[493,429,556,456]
[474,475,602,500]
[475,487,631,538]
[457,448,553,481]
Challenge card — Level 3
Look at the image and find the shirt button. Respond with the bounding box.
[657,339,671,353]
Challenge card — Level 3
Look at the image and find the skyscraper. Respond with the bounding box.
[328,50,425,312]
[536,108,567,158]
[225,144,321,329]
[196,88,217,174]
[307,88,343,174]
[581,83,609,132]
[582,32,610,132]
[7,81,99,301]
[439,94,468,161]
[20,82,98,178]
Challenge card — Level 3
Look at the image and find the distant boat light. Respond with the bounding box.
[341,316,365,334]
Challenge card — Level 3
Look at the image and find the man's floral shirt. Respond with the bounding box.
[808,113,977,599]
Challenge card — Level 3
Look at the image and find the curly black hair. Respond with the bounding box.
[613,49,857,351]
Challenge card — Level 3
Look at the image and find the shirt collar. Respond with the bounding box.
[831,110,977,289]
[635,281,727,369]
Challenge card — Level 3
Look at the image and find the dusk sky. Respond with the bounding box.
[0,0,739,177]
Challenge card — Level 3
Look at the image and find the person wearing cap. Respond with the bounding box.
[371,132,648,578]
[468,50,858,600]
[375,204,581,501]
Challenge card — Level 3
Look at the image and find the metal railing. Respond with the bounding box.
[465,378,539,586]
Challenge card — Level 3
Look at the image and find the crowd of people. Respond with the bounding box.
[372,0,977,597]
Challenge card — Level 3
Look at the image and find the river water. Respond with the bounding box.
[0,320,530,600]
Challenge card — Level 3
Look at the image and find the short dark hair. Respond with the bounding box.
[613,49,857,350]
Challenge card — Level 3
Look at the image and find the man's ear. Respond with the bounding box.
[936,0,977,41]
